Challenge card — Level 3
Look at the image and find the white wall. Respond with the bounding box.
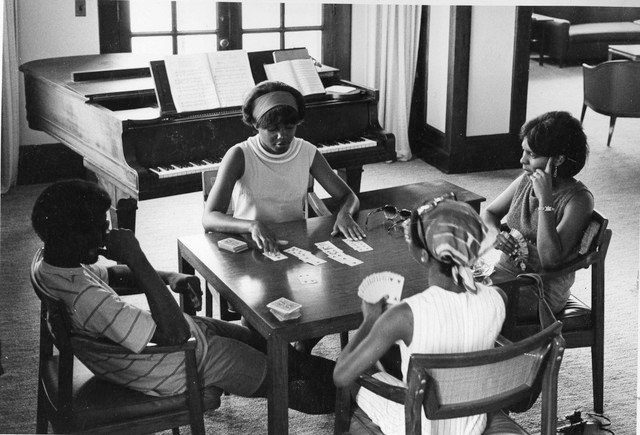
[17,0,100,146]
[425,5,450,134]
[466,6,515,136]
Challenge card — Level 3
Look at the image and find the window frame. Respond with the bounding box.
[98,1,352,78]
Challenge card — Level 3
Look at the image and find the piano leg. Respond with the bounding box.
[337,166,363,194]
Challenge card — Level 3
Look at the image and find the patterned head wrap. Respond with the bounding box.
[411,199,487,293]
[252,91,298,123]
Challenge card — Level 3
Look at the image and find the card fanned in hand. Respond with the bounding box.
[357,272,405,304]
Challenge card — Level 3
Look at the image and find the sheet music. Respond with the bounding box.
[264,58,325,96]
[290,59,325,96]
[208,50,255,108]
[163,54,220,112]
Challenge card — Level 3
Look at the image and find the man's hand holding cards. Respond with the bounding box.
[357,272,405,305]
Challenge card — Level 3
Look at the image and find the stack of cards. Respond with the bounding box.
[315,241,363,267]
[283,246,326,265]
[357,272,405,304]
[218,237,249,253]
[267,297,302,321]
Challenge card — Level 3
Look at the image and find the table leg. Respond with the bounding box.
[268,335,289,435]
[178,252,197,315]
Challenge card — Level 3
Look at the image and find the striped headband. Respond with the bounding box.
[252,91,298,122]
[419,200,487,293]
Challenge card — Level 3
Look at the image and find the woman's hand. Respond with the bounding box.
[167,273,202,311]
[249,221,278,253]
[530,158,554,205]
[331,210,366,240]
[495,231,519,258]
[361,298,387,324]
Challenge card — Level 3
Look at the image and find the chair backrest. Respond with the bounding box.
[202,168,219,202]
[582,61,640,117]
[31,249,73,352]
[30,248,77,415]
[404,322,565,435]
[551,209,611,274]
[201,169,331,217]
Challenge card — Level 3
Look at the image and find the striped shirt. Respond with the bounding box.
[34,257,203,396]
[356,283,506,434]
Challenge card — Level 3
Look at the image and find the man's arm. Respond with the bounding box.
[104,229,191,345]
[107,266,202,310]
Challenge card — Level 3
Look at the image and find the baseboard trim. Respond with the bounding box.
[17,143,85,185]
[417,126,521,173]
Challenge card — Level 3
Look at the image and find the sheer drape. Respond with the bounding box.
[354,5,421,162]
[2,0,20,193]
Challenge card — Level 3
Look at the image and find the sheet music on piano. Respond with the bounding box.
[152,50,255,114]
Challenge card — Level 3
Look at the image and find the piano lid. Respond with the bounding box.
[20,53,158,102]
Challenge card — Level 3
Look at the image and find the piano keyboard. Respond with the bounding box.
[317,137,377,154]
[149,137,378,179]
[149,159,221,179]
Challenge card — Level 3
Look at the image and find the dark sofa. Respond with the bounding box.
[534,7,640,67]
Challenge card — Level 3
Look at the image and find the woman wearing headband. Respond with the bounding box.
[203,80,365,253]
[481,111,593,318]
[334,198,506,434]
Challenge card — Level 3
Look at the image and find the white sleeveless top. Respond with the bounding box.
[356,283,506,435]
[231,135,317,223]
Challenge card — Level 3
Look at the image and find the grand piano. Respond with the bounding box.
[20,51,396,230]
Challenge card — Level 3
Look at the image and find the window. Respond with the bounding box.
[98,1,352,77]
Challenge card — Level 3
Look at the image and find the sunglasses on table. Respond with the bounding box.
[364,205,412,232]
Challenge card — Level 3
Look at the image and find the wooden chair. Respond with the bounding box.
[31,249,222,434]
[581,60,640,146]
[334,322,565,435]
[201,169,331,319]
[504,210,612,414]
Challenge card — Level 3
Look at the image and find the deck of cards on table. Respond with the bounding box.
[357,272,405,304]
[217,237,249,253]
[267,297,302,321]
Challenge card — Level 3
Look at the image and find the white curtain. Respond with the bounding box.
[2,0,20,193]
[357,5,422,162]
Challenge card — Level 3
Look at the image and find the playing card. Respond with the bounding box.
[357,272,405,304]
[303,256,326,266]
[284,246,305,256]
[297,273,318,284]
[328,252,362,266]
[342,239,373,252]
[315,241,341,252]
[262,251,288,261]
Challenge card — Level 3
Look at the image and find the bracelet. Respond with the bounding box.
[538,205,555,212]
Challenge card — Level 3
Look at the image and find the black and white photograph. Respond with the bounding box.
[1,1,639,433]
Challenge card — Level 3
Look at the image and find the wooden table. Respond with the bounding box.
[177,182,485,434]
[608,44,640,61]
[323,179,485,215]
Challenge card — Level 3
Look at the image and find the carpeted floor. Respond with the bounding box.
[1,60,638,434]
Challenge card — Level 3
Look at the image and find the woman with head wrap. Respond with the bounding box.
[202,80,365,254]
[334,197,507,435]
